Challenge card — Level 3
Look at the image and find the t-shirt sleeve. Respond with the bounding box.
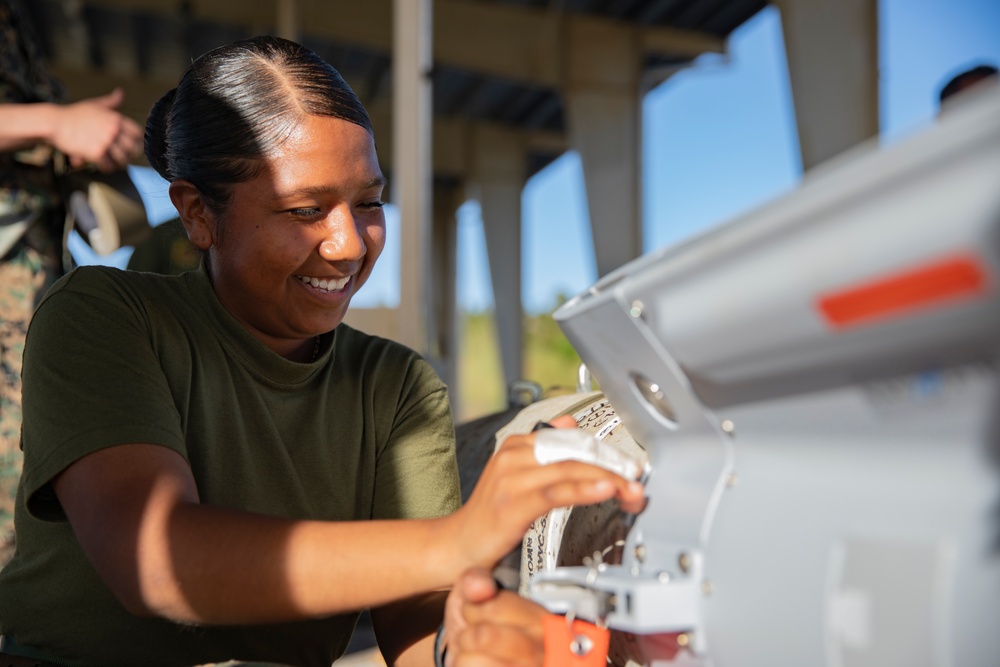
[20,271,187,520]
[370,354,461,521]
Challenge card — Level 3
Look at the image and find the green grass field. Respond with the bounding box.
[456,311,583,422]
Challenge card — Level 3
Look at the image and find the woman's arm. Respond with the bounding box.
[53,425,644,626]
[371,591,448,667]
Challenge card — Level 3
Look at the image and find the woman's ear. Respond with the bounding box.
[169,180,216,251]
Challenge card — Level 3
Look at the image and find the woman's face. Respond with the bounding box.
[202,115,386,359]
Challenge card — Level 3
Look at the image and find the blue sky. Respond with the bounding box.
[75,0,1000,314]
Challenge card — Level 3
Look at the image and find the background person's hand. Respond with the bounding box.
[449,415,645,573]
[444,568,546,667]
[50,88,143,172]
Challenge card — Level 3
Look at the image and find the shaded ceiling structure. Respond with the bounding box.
[27,0,764,163]
[26,0,879,415]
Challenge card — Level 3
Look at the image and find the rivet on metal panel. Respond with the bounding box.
[629,300,644,318]
[701,580,714,596]
[677,552,691,573]
[725,472,738,488]
[633,544,647,563]
[721,419,735,434]
[676,633,691,648]
[657,571,671,583]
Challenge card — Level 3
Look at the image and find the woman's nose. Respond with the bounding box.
[318,212,366,262]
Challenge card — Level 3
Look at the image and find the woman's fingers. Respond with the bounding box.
[456,568,500,607]
[457,442,644,569]
[488,444,645,512]
[548,414,577,429]
[444,569,500,667]
[452,622,544,667]
[461,590,547,632]
[449,582,547,667]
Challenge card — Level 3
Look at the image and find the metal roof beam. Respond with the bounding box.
[83,0,724,88]
[45,64,566,176]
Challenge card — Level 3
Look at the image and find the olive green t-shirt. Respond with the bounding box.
[0,266,460,667]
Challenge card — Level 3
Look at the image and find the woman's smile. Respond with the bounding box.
[294,274,352,293]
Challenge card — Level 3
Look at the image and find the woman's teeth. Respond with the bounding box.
[296,275,350,292]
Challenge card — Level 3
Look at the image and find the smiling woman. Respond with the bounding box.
[0,36,643,667]
[171,114,387,360]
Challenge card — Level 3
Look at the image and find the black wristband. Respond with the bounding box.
[434,623,447,667]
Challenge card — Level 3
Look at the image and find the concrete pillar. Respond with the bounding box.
[393,0,433,354]
[774,0,879,169]
[565,19,643,278]
[470,125,527,393]
[429,182,463,409]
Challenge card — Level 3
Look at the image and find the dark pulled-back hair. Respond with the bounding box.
[938,63,999,106]
[145,36,373,214]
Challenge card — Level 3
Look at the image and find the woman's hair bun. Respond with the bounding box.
[144,87,177,180]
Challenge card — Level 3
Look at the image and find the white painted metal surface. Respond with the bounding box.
[524,89,1000,666]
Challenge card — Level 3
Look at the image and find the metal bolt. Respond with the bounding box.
[571,634,594,656]
[721,419,735,434]
[725,472,738,488]
[678,552,691,573]
[634,544,647,563]
[629,300,644,318]
[657,571,671,583]
[701,580,714,596]
[677,633,691,648]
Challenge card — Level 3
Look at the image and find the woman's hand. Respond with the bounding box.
[444,568,546,667]
[448,415,645,573]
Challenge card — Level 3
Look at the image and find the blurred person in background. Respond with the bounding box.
[0,0,142,564]
[938,62,998,112]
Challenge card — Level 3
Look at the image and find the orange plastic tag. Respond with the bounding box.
[542,614,610,667]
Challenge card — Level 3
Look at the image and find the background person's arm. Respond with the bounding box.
[0,88,141,171]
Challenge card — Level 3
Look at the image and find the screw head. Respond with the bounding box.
[634,544,647,563]
[629,300,644,318]
[721,419,735,434]
[571,634,594,656]
[701,579,714,595]
[677,632,691,648]
[678,552,691,573]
